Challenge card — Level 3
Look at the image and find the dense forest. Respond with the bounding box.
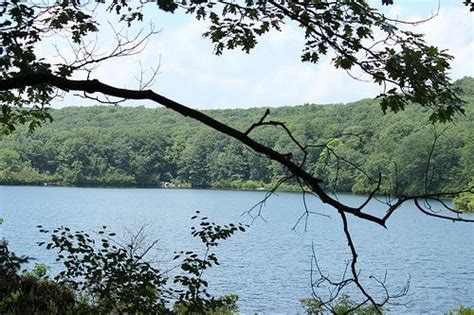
[0,77,472,204]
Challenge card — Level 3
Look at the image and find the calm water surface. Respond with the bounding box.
[0,186,473,314]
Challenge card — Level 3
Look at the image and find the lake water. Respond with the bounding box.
[0,186,473,314]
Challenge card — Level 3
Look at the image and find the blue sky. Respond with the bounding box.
[54,1,473,109]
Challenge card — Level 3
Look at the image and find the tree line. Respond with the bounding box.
[0,77,472,199]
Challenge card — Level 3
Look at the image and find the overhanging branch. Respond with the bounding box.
[0,72,467,227]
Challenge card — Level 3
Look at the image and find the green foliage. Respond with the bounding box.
[26,263,48,278]
[300,294,382,315]
[19,212,245,314]
[0,239,76,314]
[454,194,474,212]
[453,179,474,212]
[37,225,169,314]
[0,0,100,133]
[445,305,474,315]
[1,214,243,314]
[173,294,239,314]
[172,213,246,312]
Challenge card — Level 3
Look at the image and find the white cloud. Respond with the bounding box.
[414,6,474,79]
[137,19,382,109]
[53,2,473,109]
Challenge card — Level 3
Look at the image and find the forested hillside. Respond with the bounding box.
[0,77,472,199]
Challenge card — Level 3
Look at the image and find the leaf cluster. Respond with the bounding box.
[172,212,247,312]
[301,293,383,314]
[0,240,76,313]
[0,1,100,133]
[27,212,246,314]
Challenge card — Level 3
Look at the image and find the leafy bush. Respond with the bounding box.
[454,189,474,212]
[445,305,474,315]
[173,294,239,314]
[0,240,76,314]
[300,294,383,315]
[1,213,244,314]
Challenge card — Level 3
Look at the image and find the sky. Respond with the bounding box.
[54,1,474,110]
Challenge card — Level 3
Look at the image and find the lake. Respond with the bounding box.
[0,186,473,314]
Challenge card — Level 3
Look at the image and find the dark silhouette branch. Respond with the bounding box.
[1,72,401,227]
[414,198,474,223]
[424,126,449,194]
[243,175,293,223]
[244,108,270,135]
[291,177,331,232]
[3,72,471,228]
[339,210,380,310]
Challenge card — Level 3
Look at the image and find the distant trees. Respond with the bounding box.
[0,83,472,197]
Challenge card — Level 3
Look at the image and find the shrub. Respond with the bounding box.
[300,294,383,315]
[445,305,474,315]
[30,212,245,314]
[0,240,76,314]
[1,213,244,314]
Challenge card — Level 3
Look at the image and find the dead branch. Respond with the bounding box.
[243,175,293,223]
